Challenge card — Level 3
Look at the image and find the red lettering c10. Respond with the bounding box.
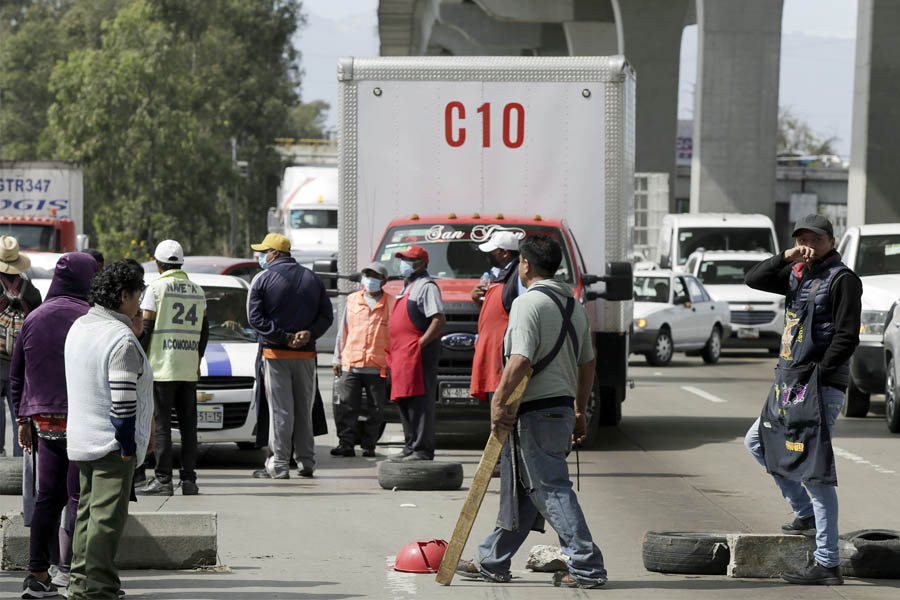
[445,102,466,147]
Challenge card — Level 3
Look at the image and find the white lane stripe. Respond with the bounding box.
[385,555,417,596]
[833,446,897,475]
[681,386,727,404]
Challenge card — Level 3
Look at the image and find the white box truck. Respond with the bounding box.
[273,165,338,265]
[332,56,635,437]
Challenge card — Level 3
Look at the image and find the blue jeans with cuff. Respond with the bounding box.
[474,406,607,585]
[744,386,844,568]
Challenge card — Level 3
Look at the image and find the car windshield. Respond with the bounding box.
[856,234,900,276]
[634,276,670,303]
[205,286,255,342]
[698,260,756,285]
[0,224,55,251]
[373,223,574,282]
[289,209,337,229]
[678,228,774,264]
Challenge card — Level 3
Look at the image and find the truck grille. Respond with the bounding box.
[730,310,776,325]
[198,376,255,390]
[172,402,251,430]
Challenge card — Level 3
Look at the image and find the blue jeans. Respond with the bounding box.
[474,406,607,585]
[744,386,844,568]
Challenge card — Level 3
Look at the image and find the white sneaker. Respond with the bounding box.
[50,570,69,588]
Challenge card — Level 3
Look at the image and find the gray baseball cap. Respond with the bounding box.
[792,214,834,238]
[361,261,388,277]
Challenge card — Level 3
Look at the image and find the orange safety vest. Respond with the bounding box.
[340,290,395,372]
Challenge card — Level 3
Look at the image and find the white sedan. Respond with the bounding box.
[630,270,731,366]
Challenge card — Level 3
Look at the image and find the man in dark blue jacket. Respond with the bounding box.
[248,233,332,479]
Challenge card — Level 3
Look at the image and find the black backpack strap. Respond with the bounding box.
[529,286,578,376]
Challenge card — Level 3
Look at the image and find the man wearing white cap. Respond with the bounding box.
[470,230,524,402]
[136,240,208,496]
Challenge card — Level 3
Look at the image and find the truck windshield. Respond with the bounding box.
[204,287,256,342]
[634,276,670,303]
[289,209,337,229]
[373,223,575,282]
[0,224,55,251]
[698,260,755,285]
[856,234,900,276]
[678,228,774,264]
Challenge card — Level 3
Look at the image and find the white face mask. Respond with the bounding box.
[400,260,415,278]
[361,276,382,293]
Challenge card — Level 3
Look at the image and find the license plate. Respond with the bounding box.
[737,327,760,339]
[197,404,224,429]
[440,385,475,405]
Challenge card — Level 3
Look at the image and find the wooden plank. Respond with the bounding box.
[435,374,531,586]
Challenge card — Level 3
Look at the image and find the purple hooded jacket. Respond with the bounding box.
[10,253,99,417]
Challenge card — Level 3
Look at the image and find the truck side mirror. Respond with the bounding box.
[75,234,90,252]
[313,259,338,291]
[583,262,633,302]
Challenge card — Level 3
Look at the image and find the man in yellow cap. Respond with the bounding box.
[247,233,333,479]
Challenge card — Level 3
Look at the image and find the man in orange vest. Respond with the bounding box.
[470,231,524,401]
[331,262,394,457]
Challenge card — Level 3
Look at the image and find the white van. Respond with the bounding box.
[657,213,779,271]
[278,166,338,265]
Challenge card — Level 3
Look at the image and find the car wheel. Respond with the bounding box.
[236,442,257,451]
[701,326,722,364]
[646,329,673,366]
[842,377,871,418]
[886,358,900,433]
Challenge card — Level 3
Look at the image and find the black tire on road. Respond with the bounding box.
[377,460,463,491]
[642,531,730,575]
[842,377,871,418]
[701,326,722,364]
[0,457,23,495]
[840,529,900,579]
[646,329,673,366]
[236,442,257,451]
[886,358,900,433]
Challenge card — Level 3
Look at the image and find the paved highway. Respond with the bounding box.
[2,350,899,598]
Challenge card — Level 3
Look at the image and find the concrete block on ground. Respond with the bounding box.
[727,534,859,578]
[526,545,569,572]
[1,511,217,571]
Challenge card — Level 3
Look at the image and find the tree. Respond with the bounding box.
[777,107,838,156]
[286,100,331,139]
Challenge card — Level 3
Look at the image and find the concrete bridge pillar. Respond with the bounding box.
[848,0,900,226]
[689,0,783,217]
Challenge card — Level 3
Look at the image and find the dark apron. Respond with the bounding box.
[758,280,837,486]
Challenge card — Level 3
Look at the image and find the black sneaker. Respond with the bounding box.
[136,477,174,496]
[330,444,355,457]
[181,481,199,495]
[455,560,511,583]
[362,448,376,457]
[781,515,816,537]
[782,561,843,585]
[22,573,57,598]
[298,468,314,478]
[252,468,270,479]
[133,467,147,487]
[552,571,606,589]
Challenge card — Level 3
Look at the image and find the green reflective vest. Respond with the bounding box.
[147,270,206,382]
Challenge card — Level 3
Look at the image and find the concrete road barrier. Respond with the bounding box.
[0,511,217,571]
[726,534,856,578]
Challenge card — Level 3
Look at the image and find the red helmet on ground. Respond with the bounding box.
[391,539,448,573]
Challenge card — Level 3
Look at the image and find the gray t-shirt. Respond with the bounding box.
[400,273,444,318]
[503,279,594,403]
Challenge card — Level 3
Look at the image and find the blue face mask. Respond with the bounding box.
[361,276,382,293]
[258,254,267,269]
[400,260,415,278]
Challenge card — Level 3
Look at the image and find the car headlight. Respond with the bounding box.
[860,310,889,336]
[635,318,647,329]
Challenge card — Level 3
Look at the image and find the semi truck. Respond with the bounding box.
[0,161,87,252]
[270,165,338,266]
[329,56,635,441]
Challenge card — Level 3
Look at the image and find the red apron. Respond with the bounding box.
[387,293,424,401]
[470,283,509,400]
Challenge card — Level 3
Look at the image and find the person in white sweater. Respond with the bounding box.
[64,262,153,600]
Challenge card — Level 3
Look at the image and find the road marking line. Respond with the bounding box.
[832,446,897,475]
[681,386,727,403]
[385,555,417,596]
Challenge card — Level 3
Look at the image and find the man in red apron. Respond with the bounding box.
[743,214,861,586]
[387,245,446,461]
[470,231,524,401]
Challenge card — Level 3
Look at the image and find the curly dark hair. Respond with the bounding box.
[88,260,147,310]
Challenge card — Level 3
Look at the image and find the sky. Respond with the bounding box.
[296,0,858,156]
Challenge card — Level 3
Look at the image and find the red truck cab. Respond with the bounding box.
[0,213,76,252]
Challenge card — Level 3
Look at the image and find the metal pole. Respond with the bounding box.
[230,137,237,255]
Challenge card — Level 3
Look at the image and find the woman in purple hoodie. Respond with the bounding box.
[10,253,99,598]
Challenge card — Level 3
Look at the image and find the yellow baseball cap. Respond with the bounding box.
[251,233,291,253]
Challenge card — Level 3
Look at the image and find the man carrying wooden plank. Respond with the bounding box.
[455,234,608,589]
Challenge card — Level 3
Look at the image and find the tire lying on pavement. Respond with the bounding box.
[0,457,23,495]
[377,460,463,491]
[642,531,730,575]
[840,529,900,578]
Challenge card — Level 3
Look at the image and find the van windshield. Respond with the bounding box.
[698,260,755,285]
[855,234,900,276]
[0,224,55,251]
[373,223,574,282]
[289,209,337,229]
[678,228,774,264]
